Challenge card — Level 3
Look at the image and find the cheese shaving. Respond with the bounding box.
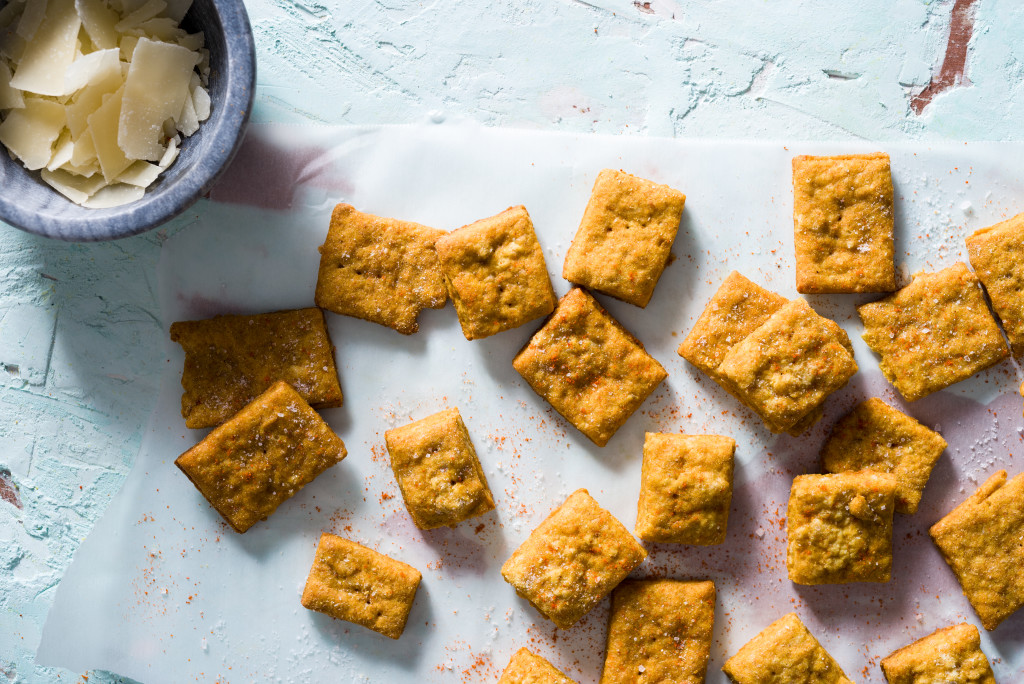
[0,0,211,208]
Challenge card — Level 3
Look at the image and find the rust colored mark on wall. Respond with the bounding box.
[911,0,980,114]
[0,468,22,509]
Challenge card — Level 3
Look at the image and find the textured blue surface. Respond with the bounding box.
[0,0,256,242]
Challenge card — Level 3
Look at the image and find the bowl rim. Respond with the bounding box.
[0,0,257,242]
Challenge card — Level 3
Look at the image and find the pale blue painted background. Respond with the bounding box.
[2,0,1022,681]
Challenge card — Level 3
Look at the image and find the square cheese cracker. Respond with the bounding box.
[170,307,343,429]
[501,489,646,629]
[498,648,577,684]
[880,623,995,684]
[929,470,1024,630]
[723,612,853,684]
[787,472,898,585]
[858,262,1008,402]
[314,204,447,335]
[600,579,715,684]
[175,381,347,533]
[563,169,686,307]
[384,408,494,530]
[513,287,667,447]
[792,152,896,293]
[435,205,557,340]
[966,211,1024,357]
[635,433,736,545]
[717,299,858,434]
[821,398,946,514]
[300,533,421,639]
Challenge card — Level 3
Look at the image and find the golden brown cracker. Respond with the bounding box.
[787,472,898,585]
[635,433,735,545]
[966,212,1024,357]
[792,152,896,293]
[435,205,556,340]
[500,489,647,629]
[300,533,421,639]
[859,262,1008,401]
[513,288,667,447]
[384,408,494,530]
[314,204,447,334]
[601,579,715,684]
[175,381,347,533]
[723,612,853,684]
[880,623,995,684]
[170,307,343,429]
[929,470,1024,630]
[563,169,686,307]
[718,299,858,433]
[821,398,946,514]
[498,648,577,684]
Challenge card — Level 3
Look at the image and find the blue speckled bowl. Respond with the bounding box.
[0,0,256,242]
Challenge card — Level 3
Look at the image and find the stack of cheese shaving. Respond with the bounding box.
[0,0,211,208]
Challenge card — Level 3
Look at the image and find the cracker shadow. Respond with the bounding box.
[307,578,434,668]
[417,516,506,578]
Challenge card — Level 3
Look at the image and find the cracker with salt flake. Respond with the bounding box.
[315,204,448,335]
[966,211,1024,357]
[723,612,853,684]
[300,533,421,639]
[792,152,896,293]
[881,623,995,684]
[501,489,646,629]
[858,262,1008,402]
[498,648,577,684]
[821,398,946,514]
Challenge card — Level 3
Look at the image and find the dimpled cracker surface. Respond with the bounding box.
[858,262,1008,402]
[717,299,858,433]
[966,212,1024,357]
[723,612,853,684]
[175,382,347,533]
[677,270,788,380]
[563,169,686,307]
[821,398,946,514]
[314,203,447,335]
[435,205,556,340]
[498,648,578,684]
[929,470,1024,630]
[384,408,494,530]
[792,152,896,293]
[170,307,343,429]
[513,288,667,447]
[600,579,715,684]
[880,623,995,684]
[635,433,736,545]
[500,489,647,629]
[787,472,898,585]
[300,533,421,639]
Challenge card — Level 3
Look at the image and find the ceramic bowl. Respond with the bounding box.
[0,0,256,241]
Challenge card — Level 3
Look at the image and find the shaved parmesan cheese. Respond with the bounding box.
[192,83,209,121]
[0,61,25,109]
[10,0,80,95]
[75,0,119,50]
[46,129,74,169]
[0,97,65,169]
[1,0,210,207]
[118,37,195,160]
[89,86,135,181]
[116,159,160,187]
[15,0,47,41]
[84,182,144,208]
[160,0,191,24]
[114,0,164,31]
[42,167,107,203]
[62,46,119,94]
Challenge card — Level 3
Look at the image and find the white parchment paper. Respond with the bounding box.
[38,124,1024,682]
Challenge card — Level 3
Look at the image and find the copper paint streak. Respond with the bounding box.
[911,0,980,115]
[0,468,21,509]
